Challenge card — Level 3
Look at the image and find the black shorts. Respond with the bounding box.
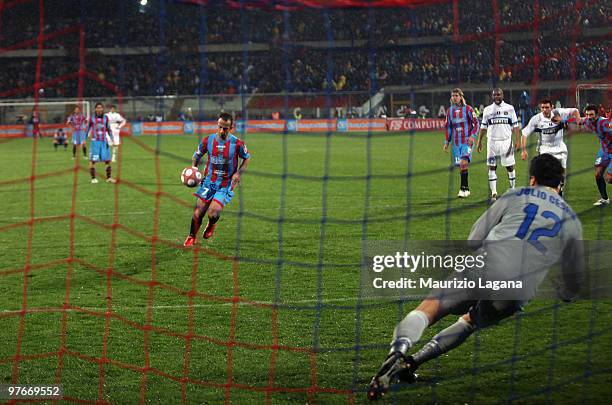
[432,287,525,328]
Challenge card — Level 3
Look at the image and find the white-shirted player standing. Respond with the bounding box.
[105,104,126,163]
[520,99,580,196]
[477,88,521,202]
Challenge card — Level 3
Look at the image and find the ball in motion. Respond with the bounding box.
[181,167,202,187]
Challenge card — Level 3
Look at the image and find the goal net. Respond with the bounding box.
[0,1,610,404]
[576,83,612,113]
[0,100,90,137]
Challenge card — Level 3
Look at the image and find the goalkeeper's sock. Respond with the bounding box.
[83,145,87,157]
[596,175,608,200]
[390,310,429,355]
[411,317,474,367]
[508,169,516,188]
[106,166,112,179]
[72,144,77,158]
[89,167,96,179]
[460,170,468,190]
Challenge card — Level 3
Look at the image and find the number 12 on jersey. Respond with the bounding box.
[515,203,562,253]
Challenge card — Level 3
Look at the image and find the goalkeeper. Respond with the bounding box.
[368,154,584,400]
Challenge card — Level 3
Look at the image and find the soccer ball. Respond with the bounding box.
[181,167,202,187]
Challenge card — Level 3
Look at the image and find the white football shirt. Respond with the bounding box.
[522,108,576,152]
[481,101,520,141]
[105,112,126,133]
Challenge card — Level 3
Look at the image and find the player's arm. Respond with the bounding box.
[443,107,451,152]
[231,141,251,186]
[192,137,208,167]
[467,105,479,147]
[84,119,92,139]
[520,115,537,160]
[476,115,487,153]
[118,114,127,129]
[511,107,521,150]
[105,119,114,144]
[553,108,581,133]
[467,194,508,247]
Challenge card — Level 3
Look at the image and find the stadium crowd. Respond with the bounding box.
[2,0,609,47]
[0,0,609,97]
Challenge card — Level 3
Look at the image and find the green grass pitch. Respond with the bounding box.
[0,131,610,404]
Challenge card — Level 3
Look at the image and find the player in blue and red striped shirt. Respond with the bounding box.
[443,88,479,198]
[582,105,612,206]
[184,112,251,246]
[85,103,115,184]
[67,105,88,160]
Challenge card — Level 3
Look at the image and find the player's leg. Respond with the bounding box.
[202,200,224,239]
[488,164,498,201]
[368,293,474,400]
[89,141,100,183]
[407,314,475,373]
[502,138,516,189]
[99,142,114,182]
[406,300,523,374]
[368,299,441,400]
[593,152,609,205]
[453,145,469,198]
[486,142,498,201]
[111,131,120,162]
[201,187,235,239]
[185,182,216,245]
[184,197,211,246]
[556,152,567,196]
[89,161,98,183]
[104,161,115,183]
[72,134,78,159]
[505,165,516,188]
[459,143,472,197]
[81,133,88,159]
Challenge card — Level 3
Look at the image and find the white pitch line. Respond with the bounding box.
[6,211,151,221]
[0,296,394,315]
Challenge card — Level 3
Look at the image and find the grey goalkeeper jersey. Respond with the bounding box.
[468,186,584,300]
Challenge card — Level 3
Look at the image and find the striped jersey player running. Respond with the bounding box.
[443,88,479,198]
[183,112,251,246]
[477,88,521,202]
[520,99,580,196]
